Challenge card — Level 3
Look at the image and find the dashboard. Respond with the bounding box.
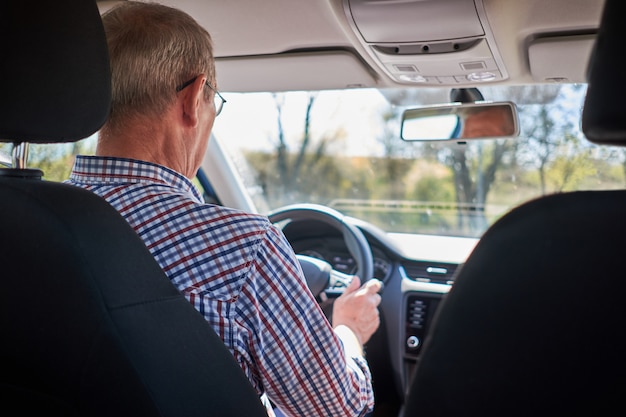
[298,244,392,282]
[278,216,479,406]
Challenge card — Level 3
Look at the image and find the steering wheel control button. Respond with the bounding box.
[407,336,420,349]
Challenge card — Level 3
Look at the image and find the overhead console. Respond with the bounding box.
[343,0,508,86]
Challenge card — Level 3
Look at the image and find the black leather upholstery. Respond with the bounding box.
[0,0,266,415]
[405,0,626,415]
[0,0,110,143]
[0,180,267,416]
[404,191,626,416]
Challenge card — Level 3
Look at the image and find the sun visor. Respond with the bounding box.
[216,50,378,92]
[529,35,596,83]
[343,0,508,86]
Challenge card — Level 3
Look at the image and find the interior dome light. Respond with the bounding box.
[466,71,497,82]
[398,74,428,83]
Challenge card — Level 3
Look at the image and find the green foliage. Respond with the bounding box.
[33,139,96,181]
[545,154,596,193]
[246,150,374,207]
[411,174,455,202]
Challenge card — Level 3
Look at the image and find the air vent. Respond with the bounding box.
[402,261,459,284]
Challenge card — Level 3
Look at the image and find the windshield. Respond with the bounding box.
[213,84,624,238]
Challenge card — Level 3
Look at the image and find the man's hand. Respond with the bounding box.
[332,276,382,347]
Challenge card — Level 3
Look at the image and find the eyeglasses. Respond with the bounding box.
[176,76,226,116]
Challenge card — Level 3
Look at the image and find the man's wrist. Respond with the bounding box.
[333,324,364,357]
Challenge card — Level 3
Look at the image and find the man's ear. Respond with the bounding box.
[180,75,207,128]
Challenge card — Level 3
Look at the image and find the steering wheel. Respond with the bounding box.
[268,203,374,299]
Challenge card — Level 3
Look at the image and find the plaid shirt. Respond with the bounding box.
[67,155,374,416]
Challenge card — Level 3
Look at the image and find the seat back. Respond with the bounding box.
[404,0,626,415]
[0,1,266,415]
[582,0,626,145]
[404,191,626,416]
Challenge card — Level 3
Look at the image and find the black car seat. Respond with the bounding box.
[0,1,266,415]
[403,0,626,416]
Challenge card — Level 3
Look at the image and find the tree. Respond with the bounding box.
[516,84,588,194]
[545,132,596,192]
[260,92,339,206]
[444,139,513,232]
[375,107,416,200]
[438,85,586,233]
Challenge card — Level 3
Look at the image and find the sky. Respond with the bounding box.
[211,89,391,157]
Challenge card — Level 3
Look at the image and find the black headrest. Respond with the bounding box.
[582,0,626,145]
[0,0,110,143]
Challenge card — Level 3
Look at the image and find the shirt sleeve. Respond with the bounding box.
[234,223,375,417]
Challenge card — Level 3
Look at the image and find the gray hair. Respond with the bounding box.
[101,1,215,131]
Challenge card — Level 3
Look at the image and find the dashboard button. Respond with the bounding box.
[407,335,420,349]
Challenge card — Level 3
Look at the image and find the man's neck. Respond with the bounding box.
[96,113,197,178]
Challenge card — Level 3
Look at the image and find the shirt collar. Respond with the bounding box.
[69,155,204,203]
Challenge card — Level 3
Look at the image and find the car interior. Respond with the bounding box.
[2,0,624,416]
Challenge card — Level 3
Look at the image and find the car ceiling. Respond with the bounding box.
[96,0,605,93]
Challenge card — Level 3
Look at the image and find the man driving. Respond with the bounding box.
[65,2,382,416]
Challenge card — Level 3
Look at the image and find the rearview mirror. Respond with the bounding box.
[400,102,519,141]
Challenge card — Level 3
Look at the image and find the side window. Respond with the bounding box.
[0,135,96,181]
